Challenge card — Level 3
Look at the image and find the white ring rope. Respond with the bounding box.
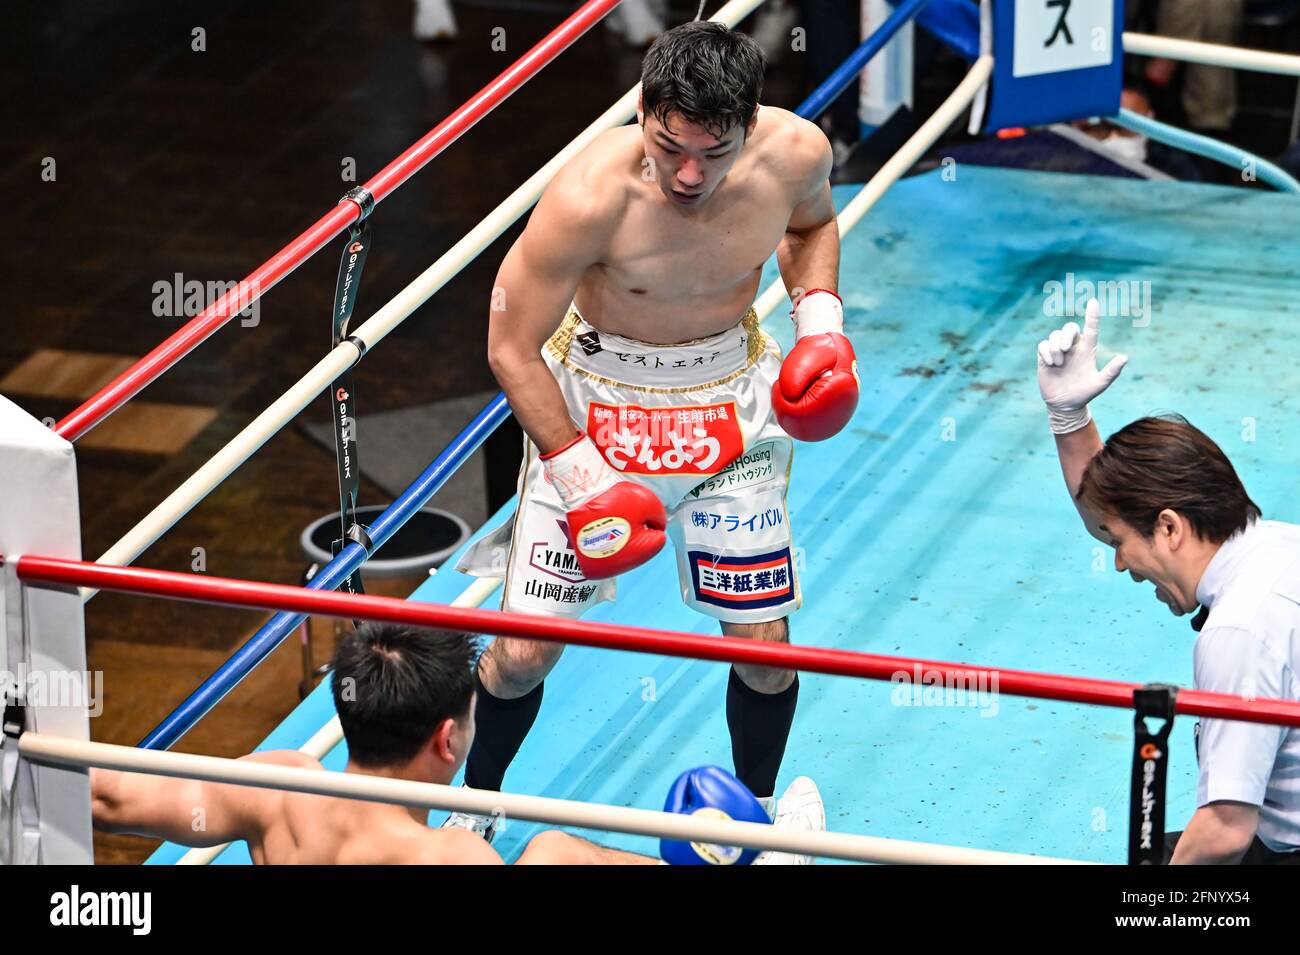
[21,732,1088,865]
[1123,32,1300,78]
[174,55,994,865]
[80,0,769,603]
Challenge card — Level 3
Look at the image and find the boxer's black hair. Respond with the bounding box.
[641,20,765,140]
[331,622,479,767]
[1077,414,1261,543]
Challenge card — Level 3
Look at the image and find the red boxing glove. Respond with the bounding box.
[772,290,859,441]
[541,432,666,579]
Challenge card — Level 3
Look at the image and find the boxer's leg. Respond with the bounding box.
[464,441,614,792]
[668,437,800,800]
[725,617,794,692]
[721,616,798,801]
[515,830,660,865]
[464,640,555,792]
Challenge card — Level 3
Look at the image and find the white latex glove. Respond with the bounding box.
[1036,298,1129,434]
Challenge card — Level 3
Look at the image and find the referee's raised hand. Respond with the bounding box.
[1036,298,1129,435]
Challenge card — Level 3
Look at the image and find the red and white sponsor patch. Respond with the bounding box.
[586,401,742,476]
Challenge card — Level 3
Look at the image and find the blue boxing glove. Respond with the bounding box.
[660,765,770,866]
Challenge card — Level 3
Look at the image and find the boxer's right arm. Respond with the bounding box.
[89,750,305,846]
[488,168,666,578]
[487,174,619,454]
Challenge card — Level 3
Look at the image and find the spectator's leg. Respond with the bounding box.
[1157,0,1244,131]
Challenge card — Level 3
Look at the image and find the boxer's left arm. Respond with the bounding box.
[775,124,838,296]
[91,750,305,846]
[769,122,857,442]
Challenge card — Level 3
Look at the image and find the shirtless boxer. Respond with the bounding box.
[452,20,851,847]
[91,623,656,864]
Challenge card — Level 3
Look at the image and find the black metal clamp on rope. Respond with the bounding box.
[1,687,26,741]
[1128,683,1179,865]
[330,186,376,600]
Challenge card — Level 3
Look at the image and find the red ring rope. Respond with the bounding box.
[13,553,1300,729]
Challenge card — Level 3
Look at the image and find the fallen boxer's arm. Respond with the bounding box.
[89,750,309,847]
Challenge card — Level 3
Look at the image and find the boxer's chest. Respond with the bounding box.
[605,180,792,295]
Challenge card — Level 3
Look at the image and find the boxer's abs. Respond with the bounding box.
[574,278,763,345]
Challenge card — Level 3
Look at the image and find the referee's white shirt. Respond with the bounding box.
[1193,519,1300,852]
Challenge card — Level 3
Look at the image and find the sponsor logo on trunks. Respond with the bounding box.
[686,444,775,499]
[576,330,602,355]
[688,508,783,534]
[688,548,794,611]
[576,516,630,559]
[529,520,587,582]
[587,401,742,476]
[522,580,599,604]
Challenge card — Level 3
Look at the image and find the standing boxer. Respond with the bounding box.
[453,20,851,855]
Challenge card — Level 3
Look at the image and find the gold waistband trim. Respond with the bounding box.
[544,304,768,395]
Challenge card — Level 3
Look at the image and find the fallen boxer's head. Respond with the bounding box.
[331,621,480,782]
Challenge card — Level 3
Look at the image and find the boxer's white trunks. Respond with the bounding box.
[458,301,799,624]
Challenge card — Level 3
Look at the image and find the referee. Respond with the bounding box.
[1035,300,1300,865]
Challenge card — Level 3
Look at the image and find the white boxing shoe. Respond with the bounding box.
[441,806,499,844]
[413,0,458,41]
[604,0,666,48]
[753,776,825,865]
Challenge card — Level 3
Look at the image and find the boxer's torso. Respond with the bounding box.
[572,106,809,344]
[249,797,434,864]
[240,757,465,863]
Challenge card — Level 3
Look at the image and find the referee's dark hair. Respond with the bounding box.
[1077,414,1261,543]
